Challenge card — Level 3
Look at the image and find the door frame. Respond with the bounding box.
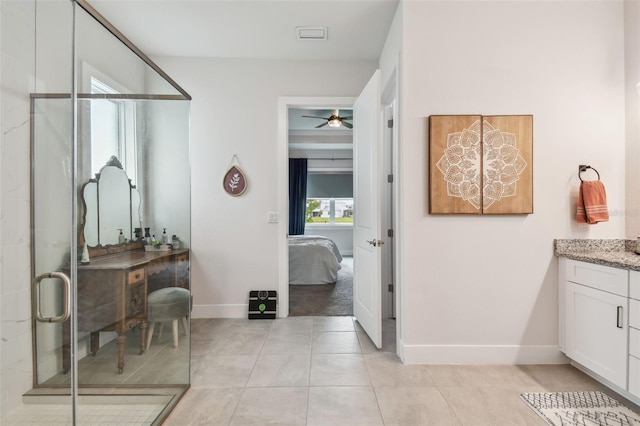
[277,96,356,318]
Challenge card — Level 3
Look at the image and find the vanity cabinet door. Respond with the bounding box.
[565,281,628,388]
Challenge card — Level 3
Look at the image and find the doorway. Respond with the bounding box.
[287,107,354,317]
[278,77,399,352]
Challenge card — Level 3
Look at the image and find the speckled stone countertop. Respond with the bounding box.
[554,239,640,271]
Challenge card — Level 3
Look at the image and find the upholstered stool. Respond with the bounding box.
[146,287,190,349]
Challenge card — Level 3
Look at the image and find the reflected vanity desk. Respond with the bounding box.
[63,248,189,373]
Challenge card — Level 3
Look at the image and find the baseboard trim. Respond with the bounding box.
[192,304,247,319]
[401,344,568,365]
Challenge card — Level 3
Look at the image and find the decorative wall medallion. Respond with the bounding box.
[429,115,533,214]
[223,164,247,196]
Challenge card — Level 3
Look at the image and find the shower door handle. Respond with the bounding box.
[33,272,71,323]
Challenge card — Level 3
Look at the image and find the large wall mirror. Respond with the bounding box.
[82,156,141,247]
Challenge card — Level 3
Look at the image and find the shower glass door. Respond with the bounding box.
[31,1,191,423]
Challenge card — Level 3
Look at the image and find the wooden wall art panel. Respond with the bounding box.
[429,115,533,215]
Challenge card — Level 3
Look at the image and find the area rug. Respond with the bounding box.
[289,257,353,316]
[521,391,640,426]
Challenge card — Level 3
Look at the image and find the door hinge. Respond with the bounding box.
[387,229,394,238]
[387,174,393,183]
[388,284,394,292]
[387,119,394,128]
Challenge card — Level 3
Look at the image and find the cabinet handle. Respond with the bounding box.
[617,306,623,329]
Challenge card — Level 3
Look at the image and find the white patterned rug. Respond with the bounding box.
[521,391,640,426]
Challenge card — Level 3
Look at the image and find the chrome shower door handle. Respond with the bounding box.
[33,272,71,323]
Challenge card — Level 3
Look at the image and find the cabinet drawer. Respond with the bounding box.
[128,268,145,284]
[631,271,640,300]
[565,260,628,297]
[177,253,188,265]
[632,328,640,359]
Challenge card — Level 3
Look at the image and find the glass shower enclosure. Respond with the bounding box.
[29,1,191,424]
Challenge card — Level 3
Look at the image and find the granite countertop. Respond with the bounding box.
[554,239,640,271]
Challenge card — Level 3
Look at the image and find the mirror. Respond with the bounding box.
[82,156,141,247]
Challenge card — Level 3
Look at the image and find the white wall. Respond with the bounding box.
[399,1,626,364]
[154,57,376,318]
[626,0,640,237]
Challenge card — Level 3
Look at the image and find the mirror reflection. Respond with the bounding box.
[82,156,141,246]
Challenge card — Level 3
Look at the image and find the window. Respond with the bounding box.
[305,172,353,226]
[90,77,137,183]
[306,198,353,225]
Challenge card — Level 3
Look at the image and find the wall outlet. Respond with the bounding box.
[267,211,279,223]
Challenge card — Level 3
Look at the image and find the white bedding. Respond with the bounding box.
[289,235,342,285]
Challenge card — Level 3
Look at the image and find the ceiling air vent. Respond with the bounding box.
[296,27,328,41]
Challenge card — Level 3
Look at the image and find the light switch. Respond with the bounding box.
[267,211,279,223]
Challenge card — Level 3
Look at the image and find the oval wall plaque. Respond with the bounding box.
[223,165,247,196]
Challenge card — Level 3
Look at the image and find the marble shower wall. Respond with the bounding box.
[1,0,36,417]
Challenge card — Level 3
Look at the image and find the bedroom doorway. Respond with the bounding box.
[287,106,354,317]
[278,70,399,351]
[287,105,354,316]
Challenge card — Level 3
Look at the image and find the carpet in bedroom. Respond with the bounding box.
[289,256,353,316]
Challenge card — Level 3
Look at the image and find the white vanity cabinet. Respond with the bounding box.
[629,271,640,398]
[561,258,628,389]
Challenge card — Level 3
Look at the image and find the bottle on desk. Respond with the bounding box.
[161,228,169,245]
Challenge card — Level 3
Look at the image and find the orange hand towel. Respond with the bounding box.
[576,180,609,224]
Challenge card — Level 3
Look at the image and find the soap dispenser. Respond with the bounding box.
[161,228,169,245]
[144,227,151,245]
[118,229,125,244]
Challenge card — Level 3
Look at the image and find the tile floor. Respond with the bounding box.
[163,316,619,426]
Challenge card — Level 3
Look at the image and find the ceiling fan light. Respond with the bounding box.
[328,118,341,127]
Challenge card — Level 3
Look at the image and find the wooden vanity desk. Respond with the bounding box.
[63,248,189,374]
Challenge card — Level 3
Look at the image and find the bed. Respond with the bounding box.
[289,235,343,285]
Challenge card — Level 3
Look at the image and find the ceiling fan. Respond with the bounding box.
[302,109,353,129]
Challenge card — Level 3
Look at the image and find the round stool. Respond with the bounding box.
[146,287,190,349]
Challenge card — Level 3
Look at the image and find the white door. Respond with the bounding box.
[565,281,628,388]
[353,70,383,348]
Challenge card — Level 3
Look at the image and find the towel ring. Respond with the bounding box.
[578,165,600,182]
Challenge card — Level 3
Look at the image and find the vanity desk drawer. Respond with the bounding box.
[128,268,145,284]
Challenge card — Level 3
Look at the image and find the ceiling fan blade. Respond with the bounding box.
[302,115,329,119]
[340,116,353,120]
[315,122,329,128]
[342,121,353,129]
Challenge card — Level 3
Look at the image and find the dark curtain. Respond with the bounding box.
[289,158,308,235]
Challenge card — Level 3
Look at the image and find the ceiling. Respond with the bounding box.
[288,108,353,152]
[88,0,399,61]
[288,108,353,131]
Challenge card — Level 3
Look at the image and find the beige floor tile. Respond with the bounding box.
[439,386,546,426]
[204,329,269,356]
[270,317,314,333]
[247,354,311,387]
[191,355,257,388]
[313,316,355,332]
[310,354,370,386]
[364,352,434,387]
[261,330,313,355]
[312,331,361,354]
[356,330,380,353]
[375,386,461,426]
[429,364,541,389]
[163,387,243,426]
[230,387,308,425]
[515,364,608,392]
[307,386,383,426]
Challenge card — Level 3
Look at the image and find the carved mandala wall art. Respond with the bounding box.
[429,115,533,214]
